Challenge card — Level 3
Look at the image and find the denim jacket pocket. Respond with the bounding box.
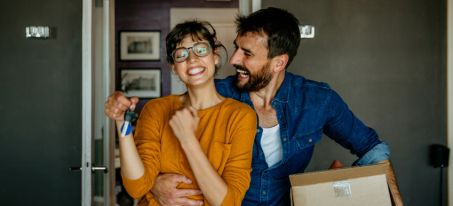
[209,142,232,175]
[293,129,322,151]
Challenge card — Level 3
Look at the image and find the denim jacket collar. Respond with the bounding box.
[273,71,291,103]
[239,71,293,105]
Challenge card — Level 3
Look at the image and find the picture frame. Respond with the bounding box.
[120,69,161,98]
[120,31,160,61]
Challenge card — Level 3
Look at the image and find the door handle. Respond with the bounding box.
[91,166,108,173]
[69,166,82,171]
[69,165,108,173]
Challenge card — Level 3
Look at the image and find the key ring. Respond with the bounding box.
[120,108,138,137]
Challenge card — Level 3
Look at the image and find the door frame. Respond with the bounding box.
[239,0,261,15]
[447,0,452,204]
[81,0,93,205]
[82,0,116,205]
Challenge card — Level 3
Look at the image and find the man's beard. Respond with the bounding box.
[234,62,272,92]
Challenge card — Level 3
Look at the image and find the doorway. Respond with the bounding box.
[0,0,83,205]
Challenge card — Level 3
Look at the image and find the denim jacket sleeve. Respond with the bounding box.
[323,89,390,163]
[353,142,390,166]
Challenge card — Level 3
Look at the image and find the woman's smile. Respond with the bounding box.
[187,66,205,76]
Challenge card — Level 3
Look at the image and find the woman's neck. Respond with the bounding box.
[184,83,224,110]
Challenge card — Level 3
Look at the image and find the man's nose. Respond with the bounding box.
[229,50,241,65]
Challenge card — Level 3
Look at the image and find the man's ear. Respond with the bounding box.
[272,54,289,72]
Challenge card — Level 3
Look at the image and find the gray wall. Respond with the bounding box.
[263,0,446,205]
[0,0,82,205]
[0,0,446,205]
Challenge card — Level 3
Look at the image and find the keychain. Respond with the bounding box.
[120,105,137,137]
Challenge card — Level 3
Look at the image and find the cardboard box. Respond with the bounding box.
[290,163,392,206]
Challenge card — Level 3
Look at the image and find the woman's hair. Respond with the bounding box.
[166,20,227,70]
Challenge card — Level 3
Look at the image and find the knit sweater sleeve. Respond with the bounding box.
[121,100,164,199]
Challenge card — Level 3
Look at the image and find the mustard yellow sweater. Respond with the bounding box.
[122,95,257,206]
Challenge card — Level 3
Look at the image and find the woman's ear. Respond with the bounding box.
[214,48,220,65]
[214,54,220,65]
[170,64,176,73]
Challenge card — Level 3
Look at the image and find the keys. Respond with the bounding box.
[120,106,138,137]
[124,109,137,122]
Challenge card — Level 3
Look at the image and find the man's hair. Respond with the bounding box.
[236,7,301,68]
[166,20,225,67]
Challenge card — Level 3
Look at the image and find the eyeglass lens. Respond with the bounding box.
[173,42,211,63]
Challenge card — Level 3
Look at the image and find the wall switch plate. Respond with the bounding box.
[299,25,315,38]
[26,26,50,39]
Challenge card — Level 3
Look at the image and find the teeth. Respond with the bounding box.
[188,67,204,75]
[236,69,249,75]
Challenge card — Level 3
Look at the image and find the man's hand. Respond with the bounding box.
[151,173,203,206]
[329,160,344,169]
[104,91,139,121]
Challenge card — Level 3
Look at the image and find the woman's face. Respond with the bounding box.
[171,35,218,88]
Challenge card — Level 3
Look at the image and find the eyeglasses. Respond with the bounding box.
[172,42,212,63]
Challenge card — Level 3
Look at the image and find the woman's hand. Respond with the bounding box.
[104,91,139,121]
[169,106,199,144]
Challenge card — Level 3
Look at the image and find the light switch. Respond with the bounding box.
[26,26,50,39]
[299,25,315,39]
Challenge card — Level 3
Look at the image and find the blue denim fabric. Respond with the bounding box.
[215,72,390,206]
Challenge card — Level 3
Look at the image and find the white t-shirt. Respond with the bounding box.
[260,124,283,167]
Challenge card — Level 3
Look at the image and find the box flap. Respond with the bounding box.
[290,163,388,186]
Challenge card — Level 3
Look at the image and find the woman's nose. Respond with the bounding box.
[186,50,199,62]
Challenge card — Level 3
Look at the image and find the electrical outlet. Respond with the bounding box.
[299,25,315,39]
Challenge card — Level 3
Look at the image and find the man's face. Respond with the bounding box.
[229,32,273,92]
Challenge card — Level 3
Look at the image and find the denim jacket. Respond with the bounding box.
[215,72,390,206]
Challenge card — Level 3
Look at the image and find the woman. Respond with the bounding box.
[110,20,257,206]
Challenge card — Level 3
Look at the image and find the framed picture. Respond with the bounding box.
[120,69,161,98]
[120,31,160,60]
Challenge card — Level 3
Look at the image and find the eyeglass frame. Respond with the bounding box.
[171,42,212,63]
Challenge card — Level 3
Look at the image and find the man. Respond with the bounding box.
[106,7,398,206]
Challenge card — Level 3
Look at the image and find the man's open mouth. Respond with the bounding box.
[236,68,250,78]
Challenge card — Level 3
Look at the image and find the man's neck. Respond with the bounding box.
[249,71,285,109]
